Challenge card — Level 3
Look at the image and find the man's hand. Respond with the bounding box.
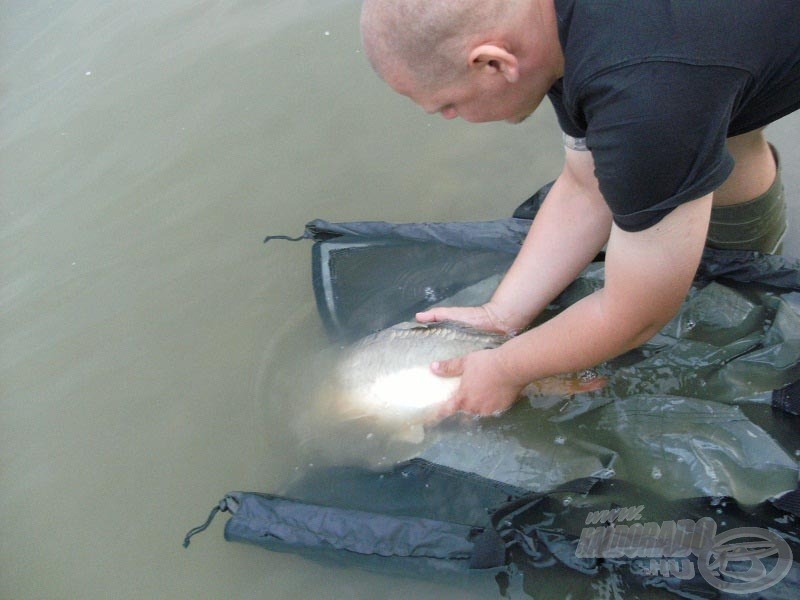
[416,302,518,335]
[432,347,526,417]
[417,304,527,416]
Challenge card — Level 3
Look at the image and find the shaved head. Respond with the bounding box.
[361,0,525,86]
[360,0,564,124]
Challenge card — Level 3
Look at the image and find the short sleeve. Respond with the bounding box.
[547,79,587,139]
[579,62,746,231]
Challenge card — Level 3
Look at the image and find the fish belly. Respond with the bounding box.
[345,366,458,421]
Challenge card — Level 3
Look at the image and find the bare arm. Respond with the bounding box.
[494,193,712,384]
[489,147,613,331]
[418,147,613,332]
[429,150,713,416]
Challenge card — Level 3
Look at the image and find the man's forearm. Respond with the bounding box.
[493,195,713,387]
[493,287,655,387]
[490,159,613,331]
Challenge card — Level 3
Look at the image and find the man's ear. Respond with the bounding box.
[468,44,520,83]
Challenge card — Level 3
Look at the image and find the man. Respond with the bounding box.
[359,0,800,416]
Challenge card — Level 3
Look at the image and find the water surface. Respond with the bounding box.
[2,1,798,598]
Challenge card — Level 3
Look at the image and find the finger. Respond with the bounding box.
[417,306,482,323]
[436,394,463,420]
[415,309,436,322]
[415,310,436,323]
[415,307,458,323]
[430,356,465,378]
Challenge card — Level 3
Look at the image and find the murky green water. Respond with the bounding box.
[2,1,798,598]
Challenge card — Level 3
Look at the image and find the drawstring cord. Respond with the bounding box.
[263,234,305,243]
[183,498,230,548]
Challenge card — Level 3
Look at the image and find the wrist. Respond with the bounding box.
[483,300,529,336]
[491,342,535,390]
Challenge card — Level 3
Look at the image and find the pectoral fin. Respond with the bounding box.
[523,370,607,398]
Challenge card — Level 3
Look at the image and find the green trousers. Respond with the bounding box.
[707,145,787,254]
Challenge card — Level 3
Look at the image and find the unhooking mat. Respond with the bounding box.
[186,184,800,597]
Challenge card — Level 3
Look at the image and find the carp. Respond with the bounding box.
[324,320,605,443]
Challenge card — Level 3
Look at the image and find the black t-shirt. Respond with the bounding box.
[547,0,800,231]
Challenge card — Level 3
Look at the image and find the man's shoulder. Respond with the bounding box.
[557,0,795,88]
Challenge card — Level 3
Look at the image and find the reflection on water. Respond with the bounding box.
[1,1,798,599]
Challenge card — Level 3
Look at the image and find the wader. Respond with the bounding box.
[707,145,788,254]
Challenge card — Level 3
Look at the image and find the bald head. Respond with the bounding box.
[361,0,526,86]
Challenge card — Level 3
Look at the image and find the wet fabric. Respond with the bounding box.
[416,425,618,494]
[309,235,515,343]
[187,460,799,599]
[197,459,601,575]
[569,396,797,504]
[774,378,800,416]
[221,459,523,575]
[268,210,800,506]
[491,474,800,599]
[189,205,800,596]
